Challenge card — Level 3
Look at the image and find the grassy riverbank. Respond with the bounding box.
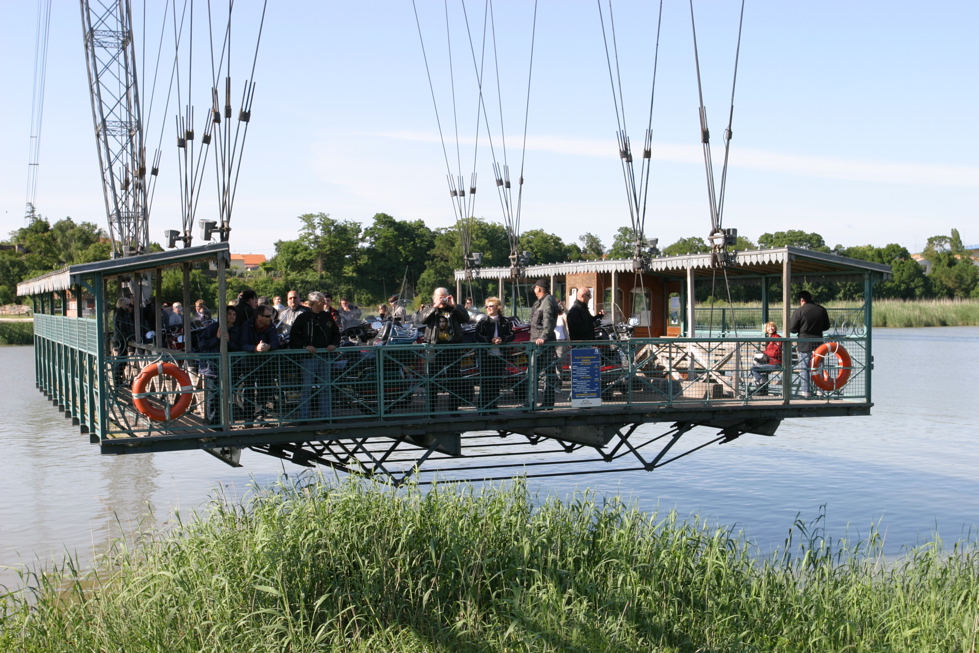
[2,478,977,652]
[0,320,33,345]
[872,298,979,327]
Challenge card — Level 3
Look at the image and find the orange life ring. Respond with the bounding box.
[809,342,852,392]
[131,362,194,421]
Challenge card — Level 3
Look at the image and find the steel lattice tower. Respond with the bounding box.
[80,0,148,258]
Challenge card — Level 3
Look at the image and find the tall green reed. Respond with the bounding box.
[2,475,977,652]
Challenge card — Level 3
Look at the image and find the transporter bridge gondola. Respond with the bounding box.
[18,242,889,485]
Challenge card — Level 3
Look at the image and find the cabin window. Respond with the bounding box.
[668,292,681,326]
[631,289,651,326]
[603,288,623,317]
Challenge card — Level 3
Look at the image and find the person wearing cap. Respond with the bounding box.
[530,278,560,408]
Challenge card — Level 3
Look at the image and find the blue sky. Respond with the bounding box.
[1,1,976,258]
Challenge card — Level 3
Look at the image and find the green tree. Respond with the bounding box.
[931,257,978,299]
[608,227,636,259]
[734,235,757,251]
[50,218,105,262]
[757,230,830,252]
[415,218,511,300]
[519,229,570,265]
[950,228,965,254]
[662,236,709,256]
[837,243,930,300]
[358,213,435,300]
[887,258,930,299]
[297,212,362,281]
[75,240,113,264]
[416,228,461,299]
[10,218,61,274]
[0,250,28,305]
[920,229,976,298]
[270,238,315,276]
[160,268,219,307]
[578,233,605,259]
[922,234,953,263]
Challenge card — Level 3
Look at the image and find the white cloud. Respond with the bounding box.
[379,131,979,189]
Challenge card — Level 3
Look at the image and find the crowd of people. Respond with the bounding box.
[113,283,835,424]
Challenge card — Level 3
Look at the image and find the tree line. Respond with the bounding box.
[2,208,976,308]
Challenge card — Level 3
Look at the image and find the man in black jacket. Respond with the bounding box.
[195,305,241,424]
[290,291,341,420]
[788,290,831,397]
[566,288,604,341]
[419,287,472,412]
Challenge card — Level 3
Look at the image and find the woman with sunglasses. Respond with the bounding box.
[474,297,515,413]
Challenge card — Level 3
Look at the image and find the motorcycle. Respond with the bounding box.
[332,320,423,414]
[558,312,636,400]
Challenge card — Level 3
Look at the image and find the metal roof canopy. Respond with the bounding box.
[454,247,892,282]
[17,242,231,295]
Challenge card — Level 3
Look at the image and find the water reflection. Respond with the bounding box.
[1,327,978,589]
[0,346,288,589]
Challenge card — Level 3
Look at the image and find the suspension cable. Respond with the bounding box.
[690,0,746,334]
[715,0,745,233]
[690,0,745,239]
[597,0,664,270]
[465,0,538,276]
[512,0,538,270]
[25,0,52,218]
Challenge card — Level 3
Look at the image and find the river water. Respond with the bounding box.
[2,327,977,589]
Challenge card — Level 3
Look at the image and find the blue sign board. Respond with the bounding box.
[570,347,602,407]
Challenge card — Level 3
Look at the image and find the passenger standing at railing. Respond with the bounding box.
[276,290,309,342]
[235,306,281,425]
[290,291,341,420]
[112,297,135,386]
[750,321,783,395]
[789,290,830,398]
[196,305,241,424]
[530,279,559,409]
[567,288,604,341]
[237,307,281,353]
[420,287,472,412]
[474,297,514,413]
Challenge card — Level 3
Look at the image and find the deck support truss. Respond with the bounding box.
[239,416,782,485]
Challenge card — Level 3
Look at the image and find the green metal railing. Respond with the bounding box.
[30,313,871,442]
[693,306,868,337]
